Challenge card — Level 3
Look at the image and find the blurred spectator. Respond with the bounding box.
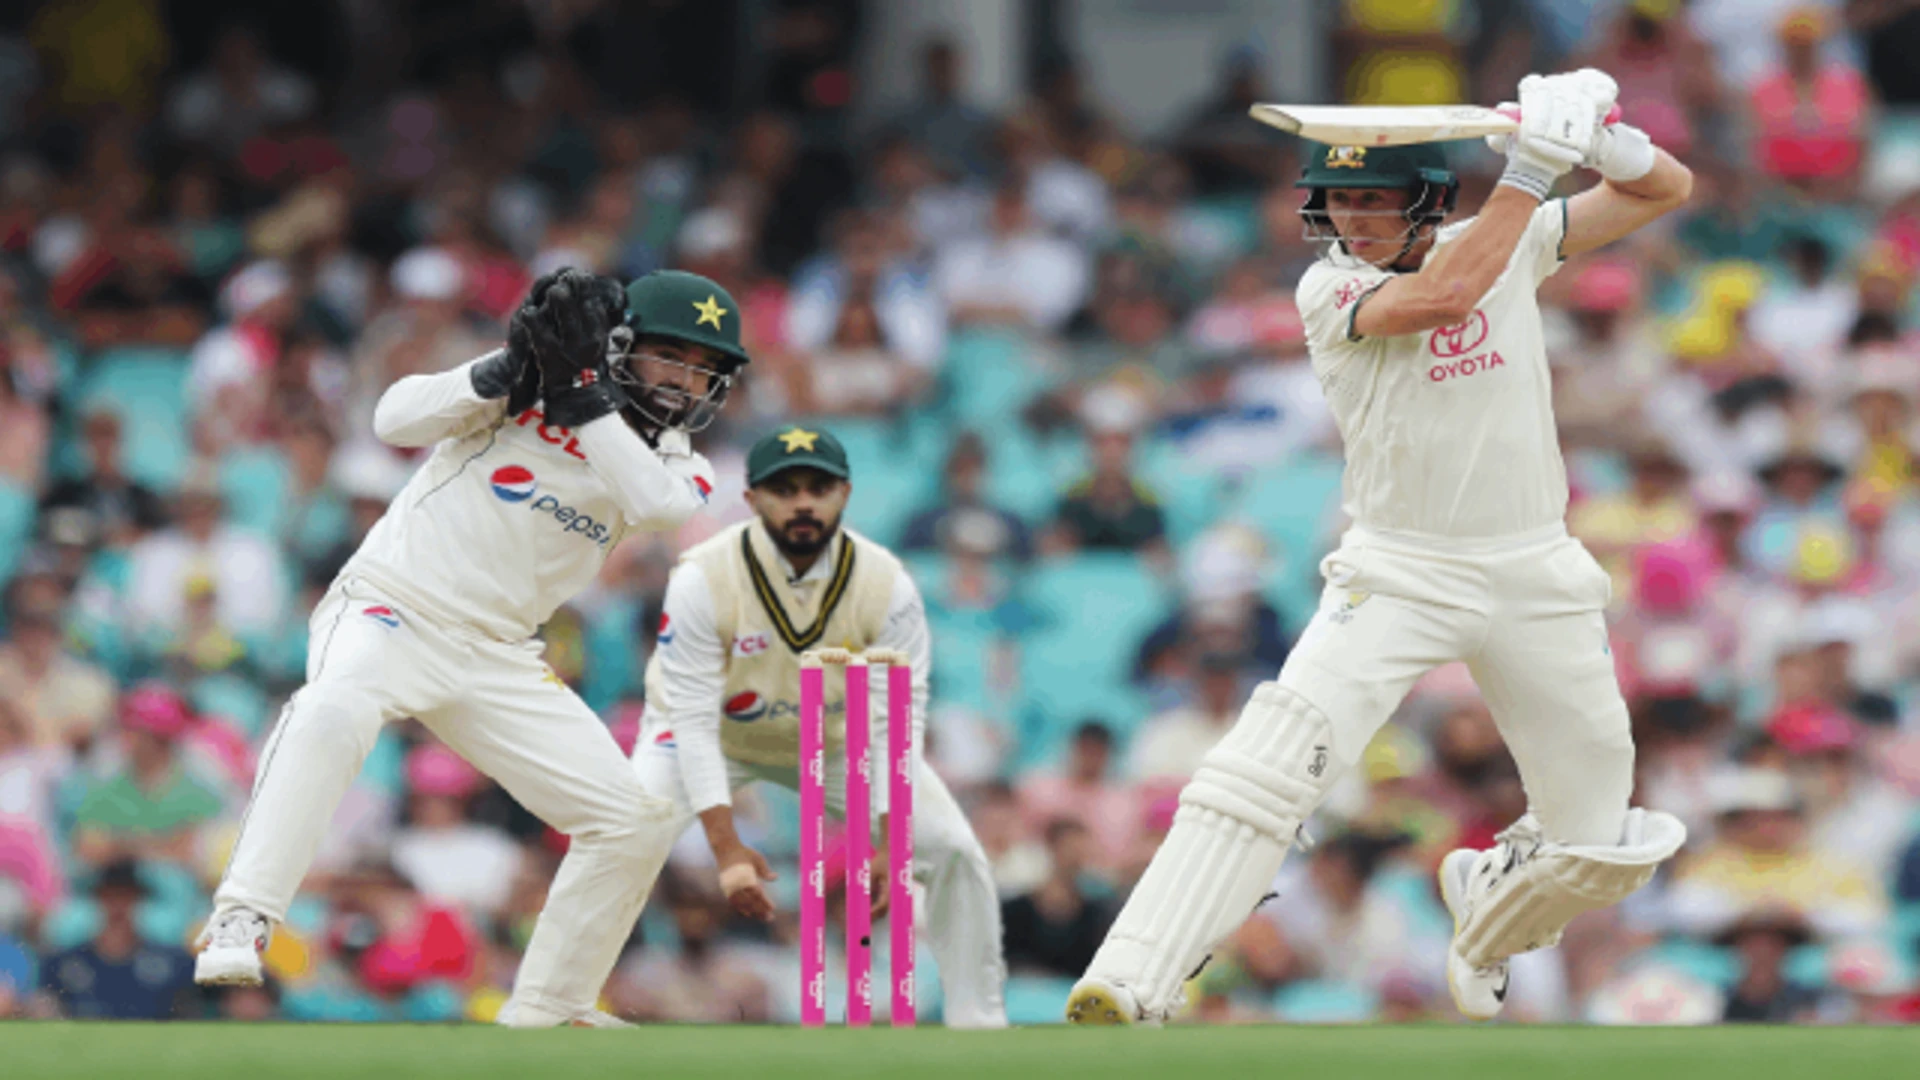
[1749,9,1871,198]
[971,782,1049,897]
[1128,653,1247,792]
[0,353,48,492]
[58,222,211,348]
[867,132,989,258]
[1667,767,1886,939]
[1044,419,1169,559]
[1748,235,1857,392]
[1017,722,1139,873]
[165,24,316,158]
[1000,109,1111,249]
[34,861,197,1020]
[69,685,222,871]
[607,872,770,1023]
[1266,829,1443,1001]
[1000,819,1115,978]
[889,37,994,180]
[788,208,944,380]
[0,928,31,1017]
[124,465,286,640]
[1175,44,1279,196]
[934,181,1088,334]
[900,432,1032,562]
[0,574,114,751]
[188,260,301,447]
[1134,525,1290,688]
[1775,703,1911,879]
[390,744,522,922]
[347,248,493,430]
[1575,0,1723,158]
[323,857,478,1001]
[38,409,168,548]
[0,695,66,925]
[1717,909,1823,1022]
[1572,438,1697,596]
[1547,258,1662,449]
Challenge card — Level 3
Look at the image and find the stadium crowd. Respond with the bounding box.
[3,0,1920,1025]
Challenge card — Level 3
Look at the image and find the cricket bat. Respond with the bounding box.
[1248,103,1621,147]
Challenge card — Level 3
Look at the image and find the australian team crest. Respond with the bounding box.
[1326,145,1367,169]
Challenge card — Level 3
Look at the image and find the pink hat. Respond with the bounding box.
[120,684,194,739]
[1767,702,1858,755]
[1572,258,1642,313]
[1632,542,1706,613]
[405,744,483,799]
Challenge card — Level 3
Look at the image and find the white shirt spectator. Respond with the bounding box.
[125,521,288,638]
[391,824,524,919]
[1749,280,1856,396]
[934,229,1088,335]
[786,263,947,372]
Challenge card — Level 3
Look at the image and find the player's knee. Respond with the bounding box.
[1179,682,1338,839]
[573,774,674,849]
[280,685,386,757]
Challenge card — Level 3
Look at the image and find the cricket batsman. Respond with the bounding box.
[1067,70,1692,1024]
[631,425,1009,1028]
[195,268,747,1028]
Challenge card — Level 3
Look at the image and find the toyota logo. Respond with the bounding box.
[1429,310,1489,358]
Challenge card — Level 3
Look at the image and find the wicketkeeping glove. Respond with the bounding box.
[472,270,571,412]
[530,270,631,429]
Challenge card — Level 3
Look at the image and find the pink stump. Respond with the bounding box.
[887,661,915,1026]
[799,662,826,1028]
[843,660,873,1026]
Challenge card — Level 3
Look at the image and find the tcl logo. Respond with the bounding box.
[1429,310,1489,358]
[732,633,772,658]
[513,408,589,461]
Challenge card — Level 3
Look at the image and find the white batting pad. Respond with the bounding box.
[1084,682,1338,1016]
[1453,808,1686,968]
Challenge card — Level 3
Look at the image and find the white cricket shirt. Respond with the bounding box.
[343,358,715,641]
[1295,199,1571,541]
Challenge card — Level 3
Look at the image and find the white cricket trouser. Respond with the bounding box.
[631,727,1009,1029]
[213,574,673,1020]
[1284,523,1632,845]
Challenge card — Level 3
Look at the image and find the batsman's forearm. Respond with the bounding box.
[1601,148,1692,208]
[1418,186,1538,307]
[372,359,506,447]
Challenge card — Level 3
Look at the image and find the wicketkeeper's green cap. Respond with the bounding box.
[747,425,851,486]
[624,270,751,367]
[1296,141,1456,190]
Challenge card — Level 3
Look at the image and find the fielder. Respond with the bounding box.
[1068,70,1692,1024]
[631,426,1009,1029]
[196,268,747,1028]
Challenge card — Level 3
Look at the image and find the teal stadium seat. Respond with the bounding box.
[0,480,35,586]
[1137,435,1230,548]
[909,552,1015,714]
[940,328,1058,436]
[1227,454,1345,632]
[69,347,193,493]
[1012,554,1168,767]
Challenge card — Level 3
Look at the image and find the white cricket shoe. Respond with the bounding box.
[1439,848,1510,1020]
[194,907,271,987]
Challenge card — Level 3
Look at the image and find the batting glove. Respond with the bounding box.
[1496,75,1598,200]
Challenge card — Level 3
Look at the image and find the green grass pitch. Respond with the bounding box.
[7,1024,1919,1079]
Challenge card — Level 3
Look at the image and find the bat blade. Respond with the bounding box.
[1248,104,1517,147]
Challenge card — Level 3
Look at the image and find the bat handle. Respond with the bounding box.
[1496,103,1624,125]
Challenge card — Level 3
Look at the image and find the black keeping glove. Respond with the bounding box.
[532,272,629,428]
[471,270,576,408]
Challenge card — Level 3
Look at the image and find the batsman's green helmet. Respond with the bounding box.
[623,270,751,368]
[1296,141,1460,232]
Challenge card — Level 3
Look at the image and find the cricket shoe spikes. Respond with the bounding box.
[1439,847,1510,1020]
[194,907,271,986]
[1066,976,1141,1026]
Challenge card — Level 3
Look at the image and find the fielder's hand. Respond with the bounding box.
[869,847,891,920]
[716,842,778,922]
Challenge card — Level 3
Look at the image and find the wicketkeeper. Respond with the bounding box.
[1069,70,1692,1024]
[196,269,746,1028]
[631,425,1009,1028]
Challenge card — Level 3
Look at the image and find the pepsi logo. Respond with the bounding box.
[490,465,537,502]
[362,605,400,629]
[653,728,676,748]
[692,475,712,503]
[657,612,675,646]
[724,691,768,722]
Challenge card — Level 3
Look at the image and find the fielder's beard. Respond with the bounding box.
[766,511,843,562]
